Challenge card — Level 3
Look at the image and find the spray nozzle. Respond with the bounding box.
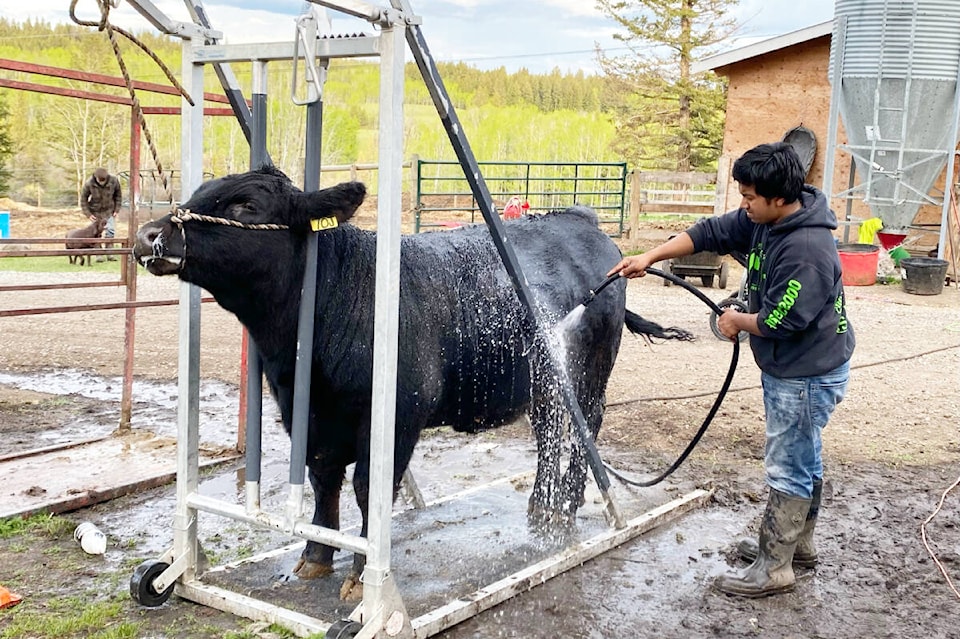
[580,273,622,307]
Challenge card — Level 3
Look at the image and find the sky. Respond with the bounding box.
[0,0,836,74]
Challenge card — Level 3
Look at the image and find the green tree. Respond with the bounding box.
[595,0,735,171]
[0,93,13,195]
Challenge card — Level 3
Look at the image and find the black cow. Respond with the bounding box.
[133,166,688,600]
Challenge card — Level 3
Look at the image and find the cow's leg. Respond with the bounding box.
[527,371,567,528]
[339,454,368,602]
[339,425,420,602]
[293,453,345,579]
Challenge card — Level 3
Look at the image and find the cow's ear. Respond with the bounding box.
[297,181,366,225]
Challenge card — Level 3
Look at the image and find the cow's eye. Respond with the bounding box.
[227,202,256,220]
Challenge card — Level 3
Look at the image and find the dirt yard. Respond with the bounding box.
[1,206,959,638]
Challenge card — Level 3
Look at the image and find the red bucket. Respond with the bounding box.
[837,243,879,286]
[877,231,907,250]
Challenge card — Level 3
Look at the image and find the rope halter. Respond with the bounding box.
[160,208,338,272]
[171,209,291,231]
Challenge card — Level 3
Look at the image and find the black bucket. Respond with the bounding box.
[901,257,948,295]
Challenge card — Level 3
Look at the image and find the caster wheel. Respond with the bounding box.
[130,560,174,607]
[718,261,729,289]
[327,619,363,638]
[710,298,749,342]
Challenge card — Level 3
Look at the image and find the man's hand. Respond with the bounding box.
[718,307,760,340]
[607,254,655,279]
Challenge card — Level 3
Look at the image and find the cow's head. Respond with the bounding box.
[133,165,366,276]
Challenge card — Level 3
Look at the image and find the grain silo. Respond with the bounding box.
[822,0,960,255]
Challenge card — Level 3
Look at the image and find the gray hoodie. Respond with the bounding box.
[686,185,855,378]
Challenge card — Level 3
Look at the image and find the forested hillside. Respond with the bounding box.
[0,19,626,208]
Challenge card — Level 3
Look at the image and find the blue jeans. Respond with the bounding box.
[762,361,849,499]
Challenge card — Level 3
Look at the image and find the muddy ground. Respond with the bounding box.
[1,209,959,638]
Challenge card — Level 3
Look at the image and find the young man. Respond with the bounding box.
[81,168,122,262]
[607,142,855,597]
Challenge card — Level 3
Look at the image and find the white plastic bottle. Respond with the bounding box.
[74,522,107,555]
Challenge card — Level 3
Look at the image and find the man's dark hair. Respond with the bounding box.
[732,142,805,204]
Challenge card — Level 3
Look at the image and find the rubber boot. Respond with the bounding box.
[738,479,822,568]
[715,488,811,598]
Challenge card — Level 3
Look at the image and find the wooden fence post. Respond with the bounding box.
[714,155,732,217]
[629,169,642,251]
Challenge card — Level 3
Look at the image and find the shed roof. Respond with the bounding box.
[692,21,833,74]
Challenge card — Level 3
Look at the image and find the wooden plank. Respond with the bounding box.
[0,436,110,463]
[635,171,716,185]
[641,200,715,210]
[0,432,239,519]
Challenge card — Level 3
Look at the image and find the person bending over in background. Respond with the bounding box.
[81,167,122,262]
[607,142,855,598]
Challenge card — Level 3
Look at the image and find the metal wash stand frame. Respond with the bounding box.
[125,1,710,637]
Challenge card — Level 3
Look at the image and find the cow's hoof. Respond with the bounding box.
[293,557,334,579]
[339,573,363,601]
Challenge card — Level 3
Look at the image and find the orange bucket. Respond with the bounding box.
[837,243,879,286]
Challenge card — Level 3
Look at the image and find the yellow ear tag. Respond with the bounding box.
[310,216,339,231]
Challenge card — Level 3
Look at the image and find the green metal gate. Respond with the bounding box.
[415,160,629,235]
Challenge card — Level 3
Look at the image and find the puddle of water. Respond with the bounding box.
[0,369,281,451]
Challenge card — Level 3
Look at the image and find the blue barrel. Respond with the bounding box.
[0,211,9,238]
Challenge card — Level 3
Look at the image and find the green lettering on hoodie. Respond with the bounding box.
[764,279,802,330]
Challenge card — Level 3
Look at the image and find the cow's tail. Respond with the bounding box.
[624,309,694,342]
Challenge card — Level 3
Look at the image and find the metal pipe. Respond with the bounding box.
[822,16,847,208]
[182,0,262,152]
[364,19,406,617]
[243,60,269,511]
[286,57,326,523]
[186,494,369,555]
[120,107,142,430]
[174,34,205,584]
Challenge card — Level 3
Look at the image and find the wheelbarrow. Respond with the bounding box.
[659,249,730,289]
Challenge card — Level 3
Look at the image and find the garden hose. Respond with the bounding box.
[601,267,741,487]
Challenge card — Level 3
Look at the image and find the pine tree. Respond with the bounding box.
[595,0,735,172]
